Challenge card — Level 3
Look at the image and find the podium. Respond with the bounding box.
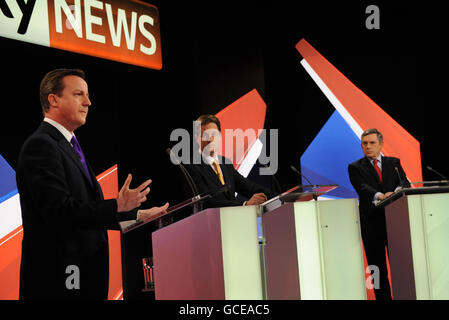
[377,186,449,299]
[149,186,366,300]
[151,206,263,300]
[119,192,212,299]
[262,197,366,300]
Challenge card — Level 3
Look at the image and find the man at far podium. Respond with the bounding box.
[348,128,410,300]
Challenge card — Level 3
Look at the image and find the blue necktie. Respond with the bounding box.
[71,136,93,186]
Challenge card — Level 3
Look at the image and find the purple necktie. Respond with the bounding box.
[71,135,93,186]
[71,136,106,243]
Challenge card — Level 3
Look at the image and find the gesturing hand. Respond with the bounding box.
[137,202,170,221]
[116,174,152,213]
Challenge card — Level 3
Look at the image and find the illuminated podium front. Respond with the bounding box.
[261,185,367,300]
[151,205,263,300]
[376,185,449,299]
[148,185,367,300]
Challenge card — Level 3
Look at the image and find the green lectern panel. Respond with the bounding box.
[293,201,324,299]
[318,199,366,299]
[422,193,449,299]
[293,199,366,300]
[389,192,449,300]
[220,206,263,300]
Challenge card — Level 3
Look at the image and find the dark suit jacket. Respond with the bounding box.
[185,156,277,209]
[16,121,135,299]
[348,156,410,239]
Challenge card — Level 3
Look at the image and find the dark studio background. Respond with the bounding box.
[1,1,446,299]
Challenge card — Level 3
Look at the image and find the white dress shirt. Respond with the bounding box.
[44,117,75,145]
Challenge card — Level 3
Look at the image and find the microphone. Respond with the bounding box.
[166,148,200,199]
[289,165,314,186]
[426,166,449,186]
[427,166,448,180]
[395,167,405,188]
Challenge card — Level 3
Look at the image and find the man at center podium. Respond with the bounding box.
[184,114,277,209]
[348,128,410,300]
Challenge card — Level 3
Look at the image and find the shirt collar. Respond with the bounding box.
[368,154,382,164]
[44,117,74,144]
[204,154,219,166]
[198,148,219,165]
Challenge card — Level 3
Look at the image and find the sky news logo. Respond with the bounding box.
[0,0,162,69]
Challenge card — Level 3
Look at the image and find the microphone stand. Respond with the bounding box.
[289,165,317,201]
[427,166,449,186]
[261,163,282,194]
[166,148,202,213]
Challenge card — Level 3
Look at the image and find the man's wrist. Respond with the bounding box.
[116,198,123,213]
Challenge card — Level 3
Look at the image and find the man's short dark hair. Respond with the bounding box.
[361,128,383,143]
[196,114,221,132]
[40,68,86,114]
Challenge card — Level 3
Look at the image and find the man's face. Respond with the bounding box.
[361,133,383,159]
[197,122,221,157]
[51,75,91,132]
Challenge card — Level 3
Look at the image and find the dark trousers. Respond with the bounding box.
[362,234,392,300]
[78,244,110,299]
[19,243,109,300]
[63,243,110,300]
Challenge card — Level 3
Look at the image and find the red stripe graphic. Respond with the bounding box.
[215,89,267,170]
[0,226,23,300]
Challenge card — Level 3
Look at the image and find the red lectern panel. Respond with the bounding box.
[152,208,225,299]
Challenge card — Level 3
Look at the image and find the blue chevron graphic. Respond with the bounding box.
[0,154,18,203]
[300,111,363,199]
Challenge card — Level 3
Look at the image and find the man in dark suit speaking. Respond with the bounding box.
[16,68,168,299]
[348,128,410,300]
[184,114,276,209]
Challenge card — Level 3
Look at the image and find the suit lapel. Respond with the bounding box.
[381,156,393,186]
[218,158,233,199]
[206,156,233,199]
[362,157,382,186]
[84,158,104,198]
[201,163,221,187]
[39,122,97,192]
[58,139,97,191]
